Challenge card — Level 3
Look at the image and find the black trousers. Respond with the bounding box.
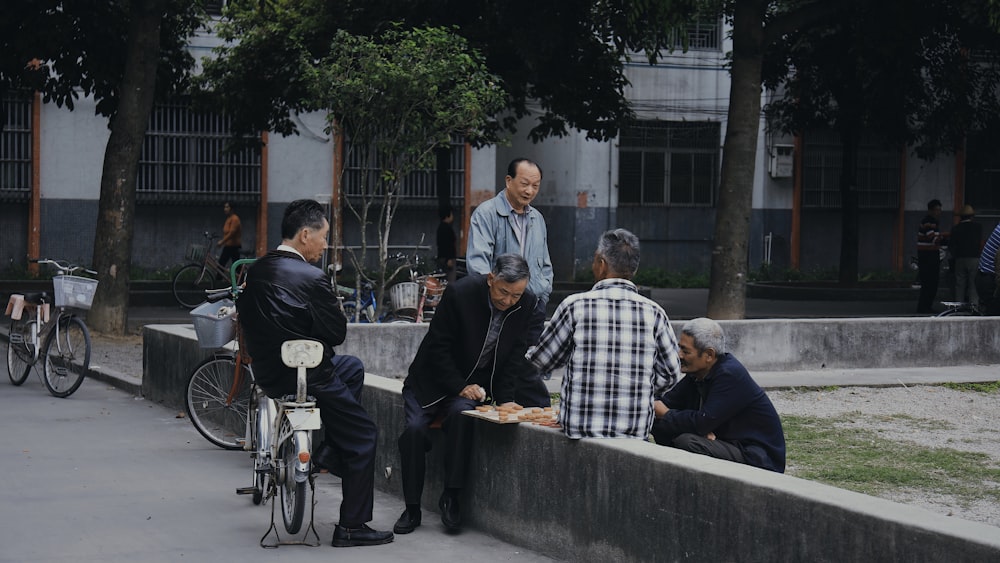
[917,251,940,313]
[651,423,745,464]
[219,245,241,268]
[261,354,376,527]
[397,387,477,505]
[975,271,1000,315]
[516,297,552,407]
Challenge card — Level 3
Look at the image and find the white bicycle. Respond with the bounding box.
[237,339,324,547]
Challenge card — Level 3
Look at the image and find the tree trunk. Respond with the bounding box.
[837,122,861,286]
[706,0,766,320]
[87,0,166,335]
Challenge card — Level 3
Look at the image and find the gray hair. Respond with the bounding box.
[491,253,530,283]
[682,317,726,355]
[596,228,640,277]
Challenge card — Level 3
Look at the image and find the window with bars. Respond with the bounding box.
[618,121,720,206]
[802,129,900,209]
[204,1,225,16]
[671,18,723,51]
[137,97,261,203]
[1,90,32,202]
[341,136,466,203]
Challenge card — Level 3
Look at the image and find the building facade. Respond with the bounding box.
[2,19,995,282]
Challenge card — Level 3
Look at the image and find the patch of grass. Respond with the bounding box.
[940,381,1000,393]
[783,415,1000,503]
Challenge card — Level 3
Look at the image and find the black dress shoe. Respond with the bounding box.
[439,493,461,531]
[393,509,421,534]
[331,524,394,547]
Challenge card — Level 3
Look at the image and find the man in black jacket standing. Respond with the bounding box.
[394,254,535,535]
[237,199,393,548]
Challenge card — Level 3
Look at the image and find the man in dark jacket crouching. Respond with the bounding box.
[394,253,536,535]
[651,317,786,473]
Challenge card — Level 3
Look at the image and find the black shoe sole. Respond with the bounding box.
[393,522,420,534]
[331,536,394,547]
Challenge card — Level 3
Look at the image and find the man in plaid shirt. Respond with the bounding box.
[527,229,681,439]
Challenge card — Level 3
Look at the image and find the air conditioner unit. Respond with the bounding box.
[769,144,794,178]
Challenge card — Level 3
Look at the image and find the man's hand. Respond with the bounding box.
[653,400,669,418]
[706,432,716,441]
[459,384,487,402]
[497,401,522,410]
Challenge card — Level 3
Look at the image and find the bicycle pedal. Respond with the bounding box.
[235,487,257,495]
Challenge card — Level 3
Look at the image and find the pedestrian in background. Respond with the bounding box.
[948,204,982,307]
[436,206,457,283]
[916,199,943,314]
[218,201,242,268]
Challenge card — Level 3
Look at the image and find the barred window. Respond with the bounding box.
[618,121,720,206]
[138,97,261,204]
[341,135,466,204]
[671,18,722,51]
[204,1,225,16]
[802,129,900,209]
[1,89,32,202]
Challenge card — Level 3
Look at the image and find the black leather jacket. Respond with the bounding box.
[236,250,347,392]
[404,273,536,408]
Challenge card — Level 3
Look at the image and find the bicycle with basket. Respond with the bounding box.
[184,258,324,547]
[5,259,98,398]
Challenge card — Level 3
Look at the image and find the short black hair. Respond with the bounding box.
[281,199,327,240]
[439,206,453,221]
[506,157,543,180]
[927,199,942,210]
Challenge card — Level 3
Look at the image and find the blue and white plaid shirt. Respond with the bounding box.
[527,279,681,439]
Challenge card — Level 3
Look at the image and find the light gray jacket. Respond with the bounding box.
[466,190,553,302]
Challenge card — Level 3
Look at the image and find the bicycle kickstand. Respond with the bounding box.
[259,474,321,548]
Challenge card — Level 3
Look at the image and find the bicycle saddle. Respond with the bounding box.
[19,292,50,305]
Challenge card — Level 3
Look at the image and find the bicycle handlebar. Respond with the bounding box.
[30,258,97,277]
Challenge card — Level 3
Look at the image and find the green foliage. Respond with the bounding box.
[749,265,914,283]
[1,0,204,114]
[783,414,1000,501]
[198,0,701,142]
[575,266,709,288]
[941,381,1000,393]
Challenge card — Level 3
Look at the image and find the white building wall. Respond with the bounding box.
[40,96,107,200]
[266,111,335,203]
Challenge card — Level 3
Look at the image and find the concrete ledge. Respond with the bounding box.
[142,317,1000,409]
[141,325,1000,560]
[346,316,1000,375]
[361,373,1000,562]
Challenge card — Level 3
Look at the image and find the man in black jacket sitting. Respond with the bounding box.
[394,253,536,535]
[237,199,393,547]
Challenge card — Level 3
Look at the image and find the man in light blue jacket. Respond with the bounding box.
[466,157,554,406]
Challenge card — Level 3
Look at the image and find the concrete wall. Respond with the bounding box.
[361,375,1000,563]
[143,317,1000,407]
[141,325,1000,562]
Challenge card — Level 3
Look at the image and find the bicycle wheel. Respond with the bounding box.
[7,318,37,385]
[185,356,251,449]
[936,305,979,317]
[250,391,272,505]
[173,264,222,309]
[278,419,309,534]
[41,315,90,398]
